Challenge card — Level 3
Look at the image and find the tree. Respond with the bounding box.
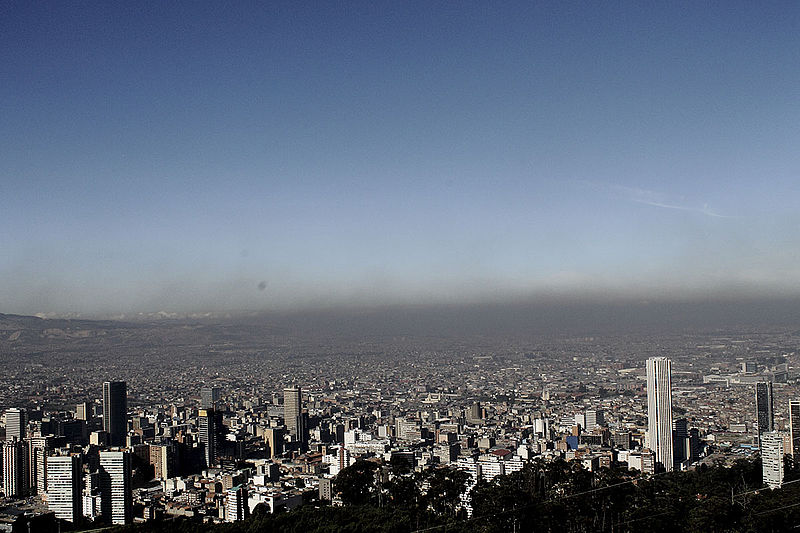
[423,467,470,517]
[334,460,380,506]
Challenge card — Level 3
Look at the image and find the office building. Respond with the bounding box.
[790,401,800,458]
[76,402,91,421]
[149,443,177,480]
[225,485,249,522]
[200,386,221,410]
[83,472,102,521]
[761,430,784,489]
[46,455,82,522]
[318,477,332,501]
[2,439,28,497]
[5,408,26,441]
[284,386,307,450]
[673,418,688,465]
[585,409,605,431]
[99,450,132,525]
[198,409,217,467]
[263,427,284,458]
[612,431,631,450]
[28,436,53,495]
[284,387,302,437]
[468,402,483,422]
[102,381,128,447]
[647,357,674,472]
[756,382,774,446]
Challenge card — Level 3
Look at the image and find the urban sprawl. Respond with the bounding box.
[1,322,799,529]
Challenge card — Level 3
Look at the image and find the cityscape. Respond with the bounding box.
[2,312,800,531]
[3,1,800,531]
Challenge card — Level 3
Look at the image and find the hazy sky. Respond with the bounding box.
[2,2,799,315]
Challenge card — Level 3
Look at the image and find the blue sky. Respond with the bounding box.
[2,1,799,314]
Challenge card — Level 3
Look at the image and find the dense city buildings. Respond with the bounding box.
[2,314,800,528]
[646,357,673,472]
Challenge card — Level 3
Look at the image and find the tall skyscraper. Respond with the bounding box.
[2,439,28,497]
[284,387,308,451]
[200,386,222,410]
[647,357,674,472]
[5,408,26,441]
[103,381,128,447]
[28,435,53,495]
[198,409,217,467]
[46,455,82,522]
[756,382,775,445]
[790,400,800,458]
[761,430,784,489]
[284,386,302,438]
[98,450,132,525]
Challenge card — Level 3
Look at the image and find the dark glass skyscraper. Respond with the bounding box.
[198,409,218,467]
[755,381,774,446]
[103,381,128,447]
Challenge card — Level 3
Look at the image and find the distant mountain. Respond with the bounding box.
[0,313,127,331]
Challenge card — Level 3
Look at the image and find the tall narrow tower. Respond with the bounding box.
[45,454,82,522]
[790,400,800,458]
[2,439,28,497]
[102,381,128,447]
[198,409,218,467]
[284,386,302,437]
[98,450,132,525]
[755,382,774,445]
[762,430,784,489]
[647,357,674,472]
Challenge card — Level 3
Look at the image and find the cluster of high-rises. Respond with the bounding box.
[750,381,800,489]
[644,355,800,490]
[1,351,798,527]
[1,381,132,526]
[0,381,318,527]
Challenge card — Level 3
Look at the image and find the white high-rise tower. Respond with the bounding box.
[98,451,131,525]
[762,430,784,489]
[45,455,82,522]
[647,357,674,472]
